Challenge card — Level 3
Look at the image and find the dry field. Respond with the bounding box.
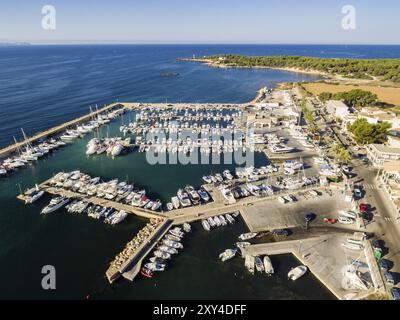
[303,82,400,106]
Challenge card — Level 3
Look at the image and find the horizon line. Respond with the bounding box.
[2,41,400,46]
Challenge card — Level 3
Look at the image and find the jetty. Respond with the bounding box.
[106,219,172,283]
[240,234,386,300]
[0,102,124,159]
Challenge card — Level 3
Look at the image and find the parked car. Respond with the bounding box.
[379,259,391,271]
[305,212,316,223]
[353,188,362,199]
[384,271,395,285]
[371,239,382,252]
[323,218,337,224]
[359,203,368,214]
[390,288,400,300]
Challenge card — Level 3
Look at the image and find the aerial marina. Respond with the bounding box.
[3,81,394,301]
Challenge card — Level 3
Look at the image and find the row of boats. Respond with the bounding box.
[46,171,163,211]
[38,195,129,225]
[200,212,239,231]
[219,231,308,280]
[167,186,211,210]
[202,165,280,185]
[141,224,191,277]
[109,218,164,271]
[0,107,125,177]
[86,137,132,157]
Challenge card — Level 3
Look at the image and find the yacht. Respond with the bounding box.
[255,256,265,273]
[169,228,185,238]
[171,196,180,209]
[24,185,45,204]
[288,265,307,281]
[166,202,174,211]
[202,175,213,184]
[185,185,200,205]
[0,165,8,176]
[151,200,162,211]
[239,232,257,241]
[236,241,251,248]
[158,245,178,255]
[144,262,165,272]
[245,255,255,274]
[219,215,227,226]
[269,144,295,154]
[166,234,181,242]
[213,216,221,227]
[111,144,124,157]
[108,210,128,225]
[263,256,274,275]
[197,188,210,202]
[201,219,211,231]
[225,213,235,224]
[207,217,216,228]
[154,250,171,260]
[223,170,234,180]
[219,249,237,262]
[183,223,191,233]
[163,239,183,249]
[41,197,70,214]
[177,189,192,207]
[141,267,154,278]
[221,188,236,204]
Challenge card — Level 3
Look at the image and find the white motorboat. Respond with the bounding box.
[166,202,174,211]
[238,232,257,241]
[163,239,183,249]
[183,223,191,233]
[171,196,180,209]
[177,189,192,207]
[201,219,211,231]
[255,256,265,273]
[288,265,307,281]
[154,250,171,260]
[236,241,251,248]
[225,213,235,224]
[245,255,255,274]
[219,249,237,262]
[144,262,165,272]
[158,245,178,255]
[263,256,274,275]
[111,144,124,157]
[197,188,210,202]
[41,197,70,214]
[24,185,44,204]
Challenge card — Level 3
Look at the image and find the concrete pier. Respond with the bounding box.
[106,219,172,283]
[0,102,124,159]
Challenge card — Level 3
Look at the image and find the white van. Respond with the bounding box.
[338,216,355,225]
[338,210,357,220]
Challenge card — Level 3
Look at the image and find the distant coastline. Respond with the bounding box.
[178,55,400,86]
[0,42,31,47]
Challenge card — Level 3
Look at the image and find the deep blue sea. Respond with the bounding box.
[1,44,400,299]
[1,44,400,148]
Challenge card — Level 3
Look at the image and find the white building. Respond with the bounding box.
[366,144,400,167]
[326,100,352,119]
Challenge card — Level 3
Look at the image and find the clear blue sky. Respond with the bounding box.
[1,0,399,44]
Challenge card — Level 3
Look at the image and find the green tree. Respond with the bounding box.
[347,118,391,144]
